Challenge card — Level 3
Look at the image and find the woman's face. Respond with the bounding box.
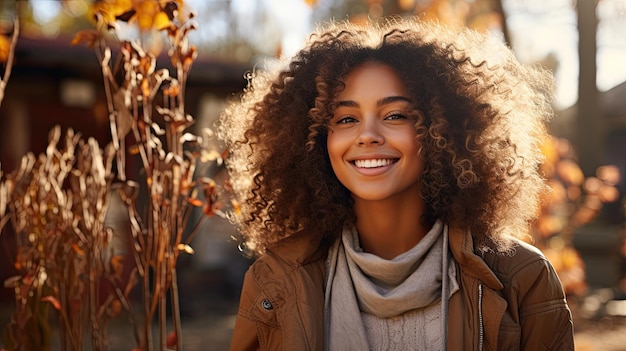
[327,62,424,202]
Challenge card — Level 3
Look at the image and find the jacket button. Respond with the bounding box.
[261,299,273,310]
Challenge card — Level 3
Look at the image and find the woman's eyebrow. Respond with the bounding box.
[336,95,411,108]
[378,96,411,106]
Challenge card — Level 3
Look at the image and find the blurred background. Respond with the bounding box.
[0,0,625,350]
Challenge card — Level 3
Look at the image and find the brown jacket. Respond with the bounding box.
[229,226,574,350]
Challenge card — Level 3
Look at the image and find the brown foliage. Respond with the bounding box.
[1,1,231,350]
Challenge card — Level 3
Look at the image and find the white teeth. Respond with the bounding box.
[354,159,394,168]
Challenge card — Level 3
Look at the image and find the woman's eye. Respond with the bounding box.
[385,113,407,120]
[336,116,357,124]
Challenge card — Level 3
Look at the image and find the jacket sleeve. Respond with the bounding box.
[229,269,262,351]
[516,256,575,350]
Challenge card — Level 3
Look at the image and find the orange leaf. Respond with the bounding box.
[3,275,21,288]
[41,295,61,310]
[71,30,101,48]
[110,254,125,279]
[163,84,179,97]
[166,330,177,347]
[0,34,9,62]
[153,11,170,30]
[182,45,197,68]
[141,78,150,97]
[176,243,194,254]
[72,243,86,256]
[135,0,160,30]
[92,0,133,25]
[108,299,123,318]
[187,198,203,207]
[231,199,241,215]
[128,144,140,155]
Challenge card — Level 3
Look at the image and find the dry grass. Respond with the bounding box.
[0,2,231,350]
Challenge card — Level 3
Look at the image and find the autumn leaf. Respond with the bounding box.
[71,29,102,48]
[163,83,179,97]
[187,198,202,207]
[135,0,160,30]
[41,295,61,310]
[108,299,123,318]
[110,254,125,279]
[141,77,150,97]
[182,45,197,69]
[231,198,241,215]
[166,330,177,347]
[92,0,184,31]
[72,243,86,256]
[153,11,171,30]
[0,34,10,62]
[176,243,194,254]
[128,144,140,155]
[92,0,133,25]
[3,275,21,288]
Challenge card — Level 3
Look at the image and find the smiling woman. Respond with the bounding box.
[326,62,426,258]
[327,63,422,202]
[219,18,574,350]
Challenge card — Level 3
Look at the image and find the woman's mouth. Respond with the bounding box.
[353,158,397,168]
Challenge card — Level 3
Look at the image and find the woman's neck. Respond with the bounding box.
[353,191,430,260]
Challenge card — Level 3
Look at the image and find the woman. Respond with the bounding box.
[219,18,574,350]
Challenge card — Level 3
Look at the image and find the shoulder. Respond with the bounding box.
[243,228,329,293]
[236,229,328,323]
[482,239,550,280]
[478,241,574,348]
[482,239,567,308]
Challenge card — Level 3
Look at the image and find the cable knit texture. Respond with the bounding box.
[362,305,441,351]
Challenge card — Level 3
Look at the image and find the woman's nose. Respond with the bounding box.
[357,119,384,146]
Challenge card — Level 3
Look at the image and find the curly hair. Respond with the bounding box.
[218,18,555,256]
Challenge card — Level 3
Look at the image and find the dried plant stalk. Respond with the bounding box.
[0,17,19,233]
[2,2,229,350]
[2,127,129,351]
[74,2,228,350]
[0,17,19,107]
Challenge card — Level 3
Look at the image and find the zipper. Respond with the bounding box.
[478,283,484,351]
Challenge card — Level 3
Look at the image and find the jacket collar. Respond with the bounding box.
[265,224,504,290]
[448,224,504,290]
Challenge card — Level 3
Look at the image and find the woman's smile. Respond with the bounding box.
[352,158,397,169]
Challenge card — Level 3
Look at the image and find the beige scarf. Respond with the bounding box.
[324,220,457,350]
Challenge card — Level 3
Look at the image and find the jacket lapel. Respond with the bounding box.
[448,224,503,290]
[448,224,506,350]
